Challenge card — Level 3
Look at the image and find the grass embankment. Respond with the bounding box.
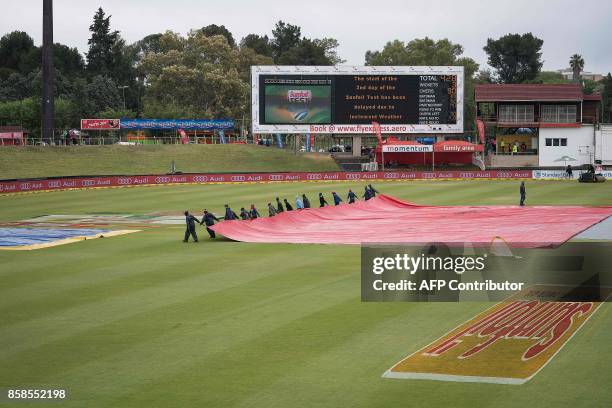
[0,145,340,179]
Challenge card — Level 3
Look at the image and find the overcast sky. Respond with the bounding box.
[4,0,612,74]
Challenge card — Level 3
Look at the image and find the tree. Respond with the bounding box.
[0,97,40,133]
[53,44,85,77]
[140,31,252,119]
[9,43,85,79]
[474,69,494,84]
[312,38,345,65]
[86,7,120,77]
[0,68,77,103]
[525,71,569,84]
[243,21,341,65]
[271,21,302,60]
[85,8,139,112]
[201,24,235,47]
[0,31,35,74]
[365,37,479,130]
[236,47,274,83]
[366,38,478,76]
[85,75,122,115]
[0,72,33,101]
[240,34,273,58]
[569,54,584,82]
[129,33,163,63]
[581,79,602,95]
[276,38,330,65]
[483,33,543,83]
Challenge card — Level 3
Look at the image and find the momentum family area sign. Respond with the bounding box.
[252,66,464,134]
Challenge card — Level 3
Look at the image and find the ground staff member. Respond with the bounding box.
[347,189,357,204]
[224,204,239,220]
[368,184,380,197]
[249,204,261,219]
[201,209,220,238]
[295,196,304,209]
[240,207,250,220]
[520,182,526,206]
[302,194,311,208]
[267,203,277,217]
[319,193,329,207]
[183,211,200,242]
[276,197,284,213]
[332,192,343,206]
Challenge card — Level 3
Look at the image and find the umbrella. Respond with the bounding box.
[554,156,577,167]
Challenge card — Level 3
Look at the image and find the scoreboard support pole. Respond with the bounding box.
[432,150,435,172]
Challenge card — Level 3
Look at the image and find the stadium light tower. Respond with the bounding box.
[118,85,129,110]
[42,0,55,142]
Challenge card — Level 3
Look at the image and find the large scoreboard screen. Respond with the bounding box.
[252,66,463,134]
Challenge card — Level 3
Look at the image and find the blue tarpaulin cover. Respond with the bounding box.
[0,228,111,247]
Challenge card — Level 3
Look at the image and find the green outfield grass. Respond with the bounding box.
[0,145,339,180]
[0,180,611,407]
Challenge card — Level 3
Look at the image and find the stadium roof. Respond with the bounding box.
[583,93,603,101]
[474,84,587,102]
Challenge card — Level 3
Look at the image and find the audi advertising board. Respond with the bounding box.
[252,66,464,134]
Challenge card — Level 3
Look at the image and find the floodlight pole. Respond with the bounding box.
[42,0,54,143]
[118,85,129,110]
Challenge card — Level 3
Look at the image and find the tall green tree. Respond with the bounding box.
[365,37,479,130]
[0,31,36,77]
[140,31,272,119]
[483,33,543,83]
[569,54,584,82]
[366,38,478,76]
[240,34,273,58]
[85,75,122,114]
[86,8,139,112]
[129,33,163,62]
[271,21,302,61]
[312,38,345,65]
[276,38,329,65]
[0,72,33,101]
[18,44,85,77]
[269,21,341,65]
[201,24,235,47]
[86,7,120,77]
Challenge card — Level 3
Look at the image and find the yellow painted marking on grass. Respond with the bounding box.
[384,285,607,384]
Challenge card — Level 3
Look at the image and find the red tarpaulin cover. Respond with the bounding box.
[211,195,612,247]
